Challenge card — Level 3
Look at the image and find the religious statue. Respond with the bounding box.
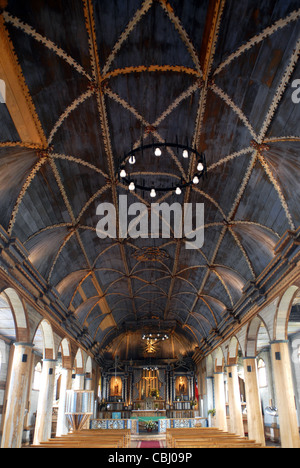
[179,377,185,393]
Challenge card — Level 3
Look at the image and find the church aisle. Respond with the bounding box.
[131,434,166,449]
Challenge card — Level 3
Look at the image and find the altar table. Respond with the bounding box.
[90,417,207,434]
[131,410,166,419]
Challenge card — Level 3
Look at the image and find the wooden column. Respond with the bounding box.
[33,359,56,445]
[56,367,72,437]
[271,341,300,448]
[214,372,227,431]
[74,373,85,390]
[227,365,244,437]
[85,377,92,390]
[243,358,265,445]
[1,343,33,448]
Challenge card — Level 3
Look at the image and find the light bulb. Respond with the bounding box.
[129,155,136,165]
[193,175,199,185]
[175,186,182,195]
[197,162,204,172]
[150,188,156,198]
[155,147,162,157]
[129,181,135,191]
[183,149,189,158]
[120,169,127,178]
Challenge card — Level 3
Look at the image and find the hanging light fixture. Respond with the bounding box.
[117,141,207,195]
[142,332,169,342]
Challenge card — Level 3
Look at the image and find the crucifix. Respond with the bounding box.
[142,371,157,383]
[142,370,158,398]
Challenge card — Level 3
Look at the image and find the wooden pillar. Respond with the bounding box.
[56,367,72,437]
[214,372,227,431]
[227,365,244,437]
[1,343,33,448]
[102,374,107,400]
[33,359,56,444]
[243,358,265,445]
[74,373,85,390]
[205,376,214,423]
[271,341,300,448]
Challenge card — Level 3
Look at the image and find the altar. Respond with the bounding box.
[131,410,167,419]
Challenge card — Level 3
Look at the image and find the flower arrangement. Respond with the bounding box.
[145,420,156,432]
[150,389,160,399]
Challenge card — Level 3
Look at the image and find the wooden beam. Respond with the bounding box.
[199,0,225,80]
[0,14,47,146]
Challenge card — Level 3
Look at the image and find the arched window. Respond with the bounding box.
[258,359,267,388]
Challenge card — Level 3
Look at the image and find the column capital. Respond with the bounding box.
[270,340,289,345]
[14,342,34,348]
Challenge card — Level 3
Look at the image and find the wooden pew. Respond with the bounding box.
[31,429,131,449]
[166,427,264,449]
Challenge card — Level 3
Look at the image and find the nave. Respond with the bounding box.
[0,0,300,450]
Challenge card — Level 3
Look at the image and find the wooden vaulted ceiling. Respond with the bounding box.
[0,0,299,361]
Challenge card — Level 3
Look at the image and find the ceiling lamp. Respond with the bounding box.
[142,332,169,342]
[117,140,207,196]
[197,161,204,172]
[143,365,158,371]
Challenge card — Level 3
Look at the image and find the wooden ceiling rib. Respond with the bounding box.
[0,0,299,361]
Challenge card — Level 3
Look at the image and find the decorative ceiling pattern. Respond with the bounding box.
[0,0,299,360]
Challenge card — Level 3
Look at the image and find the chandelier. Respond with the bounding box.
[142,331,169,354]
[117,140,207,197]
[142,332,169,342]
[143,365,159,371]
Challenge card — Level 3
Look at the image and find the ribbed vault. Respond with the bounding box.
[0,0,299,360]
